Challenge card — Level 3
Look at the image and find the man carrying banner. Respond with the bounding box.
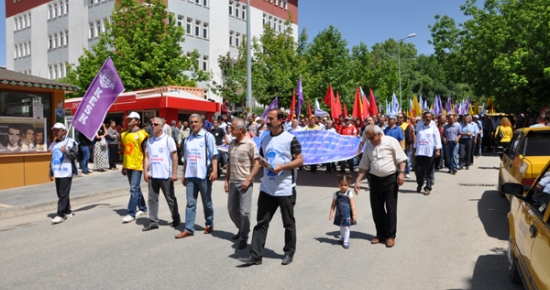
[121,112,149,223]
[49,123,79,224]
[240,109,303,266]
[175,114,218,239]
[354,125,407,248]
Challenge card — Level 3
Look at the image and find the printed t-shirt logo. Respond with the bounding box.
[158,147,164,153]
[265,149,289,177]
[125,143,134,155]
[52,148,64,165]
[199,142,205,147]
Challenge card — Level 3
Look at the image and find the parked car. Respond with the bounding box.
[498,127,550,199]
[502,161,550,290]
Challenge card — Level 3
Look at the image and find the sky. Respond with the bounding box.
[298,0,473,56]
[0,0,475,67]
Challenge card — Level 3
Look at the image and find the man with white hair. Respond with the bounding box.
[354,125,407,248]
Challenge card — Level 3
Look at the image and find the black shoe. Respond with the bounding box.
[448,169,452,174]
[238,240,247,250]
[142,224,159,231]
[170,220,180,227]
[239,256,262,265]
[452,170,457,175]
[281,254,294,265]
[416,185,422,193]
[232,231,240,240]
[466,166,469,170]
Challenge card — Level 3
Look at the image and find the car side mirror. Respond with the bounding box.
[501,183,525,198]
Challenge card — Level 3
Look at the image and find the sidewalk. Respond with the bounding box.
[0,167,135,219]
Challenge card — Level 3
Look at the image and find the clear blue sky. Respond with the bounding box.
[298,0,474,55]
[0,0,474,67]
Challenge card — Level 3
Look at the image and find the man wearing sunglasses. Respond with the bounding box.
[121,112,149,223]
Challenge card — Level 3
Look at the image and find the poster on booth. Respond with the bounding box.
[0,117,48,154]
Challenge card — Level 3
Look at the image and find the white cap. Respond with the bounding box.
[51,122,66,130]
[126,111,140,119]
[255,117,261,121]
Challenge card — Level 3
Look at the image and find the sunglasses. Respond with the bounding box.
[151,123,161,127]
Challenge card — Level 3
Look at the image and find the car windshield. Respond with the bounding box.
[523,132,550,156]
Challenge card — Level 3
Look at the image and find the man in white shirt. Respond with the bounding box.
[142,117,180,231]
[354,125,407,248]
[413,111,442,195]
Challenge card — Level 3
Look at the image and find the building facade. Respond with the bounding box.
[5,0,299,103]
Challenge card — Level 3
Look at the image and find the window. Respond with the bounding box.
[65,1,69,14]
[53,3,58,17]
[19,17,23,29]
[195,0,199,4]
[14,18,18,31]
[202,23,208,39]
[236,33,240,46]
[203,0,208,7]
[65,62,69,76]
[186,18,192,35]
[195,20,201,37]
[48,35,53,49]
[242,6,246,20]
[23,15,27,28]
[53,33,58,48]
[229,1,233,15]
[49,65,53,79]
[59,31,64,46]
[28,41,31,55]
[89,22,95,38]
[23,43,27,56]
[14,46,17,58]
[28,13,31,26]
[60,63,65,77]
[60,2,64,15]
[278,20,282,32]
[229,31,234,46]
[177,15,183,27]
[235,3,240,19]
[97,20,102,34]
[65,30,69,45]
[274,0,278,5]
[284,0,287,9]
[54,65,58,79]
[88,0,93,6]
[48,5,52,19]
[202,56,208,71]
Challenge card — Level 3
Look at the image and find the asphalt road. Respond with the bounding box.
[0,156,523,290]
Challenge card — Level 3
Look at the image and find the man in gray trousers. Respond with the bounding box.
[142,117,180,231]
[224,118,261,249]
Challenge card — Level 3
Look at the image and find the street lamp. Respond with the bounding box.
[245,0,252,114]
[397,33,416,112]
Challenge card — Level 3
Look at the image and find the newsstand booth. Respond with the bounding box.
[0,68,78,190]
[65,86,220,132]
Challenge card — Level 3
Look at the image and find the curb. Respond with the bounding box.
[0,186,147,220]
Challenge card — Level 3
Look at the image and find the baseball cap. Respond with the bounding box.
[388,115,397,120]
[473,114,479,118]
[51,123,66,130]
[126,111,140,119]
[344,116,351,120]
[255,117,261,121]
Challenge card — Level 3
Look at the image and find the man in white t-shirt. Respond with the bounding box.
[49,123,79,224]
[413,111,442,195]
[142,117,180,231]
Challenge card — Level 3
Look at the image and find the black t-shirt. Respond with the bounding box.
[211,128,225,146]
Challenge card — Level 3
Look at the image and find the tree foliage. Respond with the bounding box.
[429,0,550,112]
[64,0,208,97]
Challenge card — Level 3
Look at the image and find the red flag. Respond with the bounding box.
[307,100,313,119]
[352,87,363,119]
[335,92,342,120]
[287,90,296,122]
[343,102,348,118]
[369,88,378,115]
[362,91,371,118]
[323,84,334,107]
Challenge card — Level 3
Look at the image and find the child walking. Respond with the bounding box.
[329,175,357,249]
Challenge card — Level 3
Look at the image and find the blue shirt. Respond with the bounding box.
[461,123,476,139]
[383,126,404,142]
[203,120,213,131]
[184,129,218,167]
[443,123,462,141]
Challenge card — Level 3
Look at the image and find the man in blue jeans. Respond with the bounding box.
[78,131,92,174]
[442,114,462,175]
[175,114,218,239]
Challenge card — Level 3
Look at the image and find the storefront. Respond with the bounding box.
[65,86,220,127]
[0,68,78,190]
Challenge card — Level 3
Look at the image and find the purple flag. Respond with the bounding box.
[464,97,471,115]
[72,57,125,141]
[261,97,279,120]
[296,76,304,116]
[446,96,452,113]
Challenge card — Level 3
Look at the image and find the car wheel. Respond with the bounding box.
[508,236,521,284]
[498,174,505,197]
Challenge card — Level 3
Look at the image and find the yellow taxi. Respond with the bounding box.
[498,127,550,199]
[502,161,550,289]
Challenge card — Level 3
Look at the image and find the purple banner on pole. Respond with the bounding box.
[296,76,304,116]
[72,57,125,141]
[260,97,279,120]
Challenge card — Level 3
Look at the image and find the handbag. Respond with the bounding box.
[100,136,107,148]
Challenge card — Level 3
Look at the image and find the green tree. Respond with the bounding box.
[430,0,550,112]
[64,0,207,96]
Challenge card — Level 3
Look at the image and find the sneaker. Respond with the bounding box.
[51,216,64,224]
[122,215,135,223]
[338,238,344,244]
[135,210,146,218]
[64,213,74,219]
[405,174,411,179]
[343,242,350,249]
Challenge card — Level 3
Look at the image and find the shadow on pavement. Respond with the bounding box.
[477,190,509,241]
[478,166,499,170]
[212,229,236,242]
[323,230,375,242]
[73,203,110,213]
[113,209,127,217]
[466,247,523,290]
